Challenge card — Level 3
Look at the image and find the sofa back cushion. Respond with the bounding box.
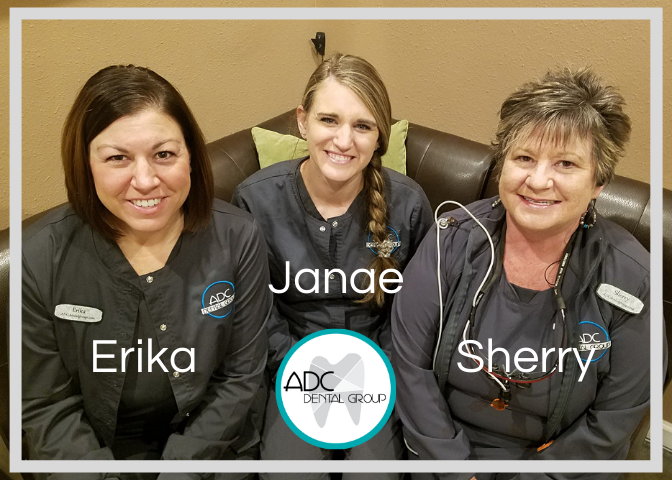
[206,110,494,212]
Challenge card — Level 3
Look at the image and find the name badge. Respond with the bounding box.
[596,284,644,314]
[54,304,103,323]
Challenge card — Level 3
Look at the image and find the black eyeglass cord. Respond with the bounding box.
[463,221,581,410]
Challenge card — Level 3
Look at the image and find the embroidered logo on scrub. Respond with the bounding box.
[200,281,235,318]
[365,226,401,258]
[578,321,611,362]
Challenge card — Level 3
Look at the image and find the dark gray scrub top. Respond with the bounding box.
[113,295,178,460]
[232,158,434,373]
[447,272,561,445]
[22,199,272,468]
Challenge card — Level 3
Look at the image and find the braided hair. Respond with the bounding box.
[300,53,395,308]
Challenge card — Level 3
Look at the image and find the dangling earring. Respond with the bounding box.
[580,199,597,228]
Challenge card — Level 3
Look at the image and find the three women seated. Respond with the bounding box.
[21,54,656,480]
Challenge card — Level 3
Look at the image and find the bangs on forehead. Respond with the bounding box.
[508,116,592,155]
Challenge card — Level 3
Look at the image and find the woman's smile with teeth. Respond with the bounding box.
[327,151,353,164]
[523,196,557,205]
[131,198,162,208]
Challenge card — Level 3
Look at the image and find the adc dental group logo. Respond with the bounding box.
[277,330,395,448]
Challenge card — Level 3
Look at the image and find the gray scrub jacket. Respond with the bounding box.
[232,158,433,371]
[391,196,662,479]
[22,199,271,478]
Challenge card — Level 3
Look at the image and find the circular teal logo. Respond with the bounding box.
[276,329,396,449]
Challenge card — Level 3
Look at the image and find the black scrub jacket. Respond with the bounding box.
[232,158,434,372]
[22,199,271,466]
[391,196,663,479]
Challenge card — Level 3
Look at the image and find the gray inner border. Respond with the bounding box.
[9,6,664,474]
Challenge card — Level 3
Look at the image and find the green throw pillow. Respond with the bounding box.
[251,119,409,175]
[383,119,408,175]
[251,126,309,169]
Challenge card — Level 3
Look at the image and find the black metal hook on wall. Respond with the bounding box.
[311,32,326,58]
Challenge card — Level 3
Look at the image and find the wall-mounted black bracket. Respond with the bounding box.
[311,32,326,57]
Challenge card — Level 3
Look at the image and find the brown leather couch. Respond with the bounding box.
[1,110,669,467]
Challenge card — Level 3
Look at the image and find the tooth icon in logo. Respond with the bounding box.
[308,353,364,428]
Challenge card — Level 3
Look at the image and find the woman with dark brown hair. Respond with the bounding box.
[22,65,271,479]
[233,53,433,479]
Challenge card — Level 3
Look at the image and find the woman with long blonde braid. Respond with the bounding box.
[233,53,433,478]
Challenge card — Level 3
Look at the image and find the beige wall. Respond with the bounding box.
[2,1,670,425]
[327,19,650,174]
